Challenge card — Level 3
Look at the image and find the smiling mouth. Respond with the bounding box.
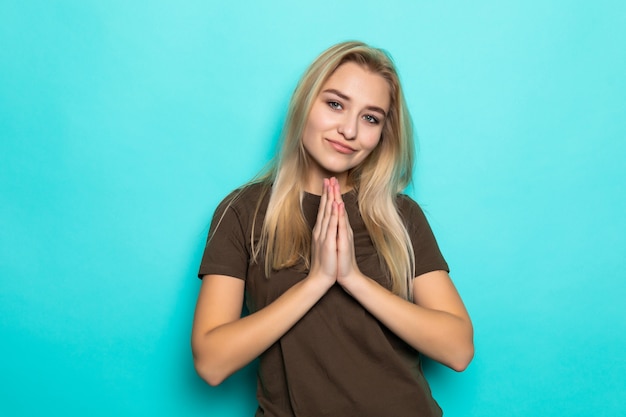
[326,139,356,154]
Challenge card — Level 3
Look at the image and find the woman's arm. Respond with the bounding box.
[334,185,473,371]
[191,273,332,386]
[339,269,474,371]
[192,179,341,386]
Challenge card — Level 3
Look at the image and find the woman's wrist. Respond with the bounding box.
[338,270,369,297]
[303,271,336,296]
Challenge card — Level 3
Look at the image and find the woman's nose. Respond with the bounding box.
[337,115,357,140]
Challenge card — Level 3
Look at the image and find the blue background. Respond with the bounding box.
[1,1,625,416]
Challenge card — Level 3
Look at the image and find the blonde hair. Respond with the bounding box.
[251,41,416,299]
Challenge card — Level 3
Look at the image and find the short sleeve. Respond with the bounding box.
[197,195,249,280]
[397,195,449,277]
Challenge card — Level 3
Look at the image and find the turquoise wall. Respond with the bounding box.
[2,1,625,416]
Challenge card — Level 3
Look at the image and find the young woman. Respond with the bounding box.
[192,41,473,417]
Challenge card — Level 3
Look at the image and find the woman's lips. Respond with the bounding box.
[327,139,356,154]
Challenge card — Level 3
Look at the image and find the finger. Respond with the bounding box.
[337,202,350,250]
[331,180,351,235]
[332,177,343,204]
[326,201,339,245]
[319,181,335,240]
[327,177,336,204]
[336,201,345,238]
[313,178,328,238]
[341,198,353,233]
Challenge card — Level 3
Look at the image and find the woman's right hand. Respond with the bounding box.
[309,178,340,289]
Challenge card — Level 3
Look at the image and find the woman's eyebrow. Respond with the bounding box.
[322,88,387,118]
[323,88,350,101]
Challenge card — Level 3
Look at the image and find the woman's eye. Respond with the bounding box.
[328,101,342,110]
[364,114,379,124]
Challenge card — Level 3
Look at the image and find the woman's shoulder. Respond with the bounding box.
[395,193,420,212]
[216,181,271,217]
[395,193,429,224]
[225,181,270,202]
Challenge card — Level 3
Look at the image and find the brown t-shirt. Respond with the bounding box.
[198,183,449,417]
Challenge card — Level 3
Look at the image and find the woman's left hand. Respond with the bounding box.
[325,180,474,371]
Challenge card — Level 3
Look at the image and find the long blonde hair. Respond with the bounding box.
[251,41,416,299]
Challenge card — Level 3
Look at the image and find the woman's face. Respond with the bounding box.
[302,62,390,193]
